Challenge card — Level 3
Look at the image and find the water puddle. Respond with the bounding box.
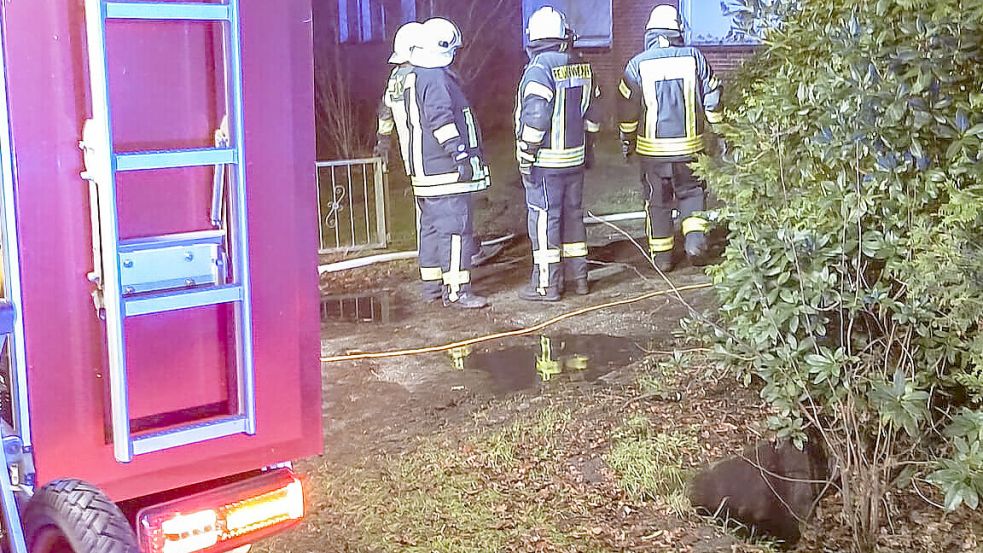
[463,334,640,394]
[320,291,399,324]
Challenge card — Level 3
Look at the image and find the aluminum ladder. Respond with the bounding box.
[0,10,29,550]
[80,0,256,463]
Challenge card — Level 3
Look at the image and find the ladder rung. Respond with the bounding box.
[124,285,242,317]
[119,229,226,253]
[105,2,231,21]
[116,147,236,172]
[132,416,248,456]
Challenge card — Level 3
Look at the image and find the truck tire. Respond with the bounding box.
[23,479,139,553]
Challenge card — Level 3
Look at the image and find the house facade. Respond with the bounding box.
[316,0,755,141]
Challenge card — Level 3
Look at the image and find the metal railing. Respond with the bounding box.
[319,291,393,324]
[316,157,388,254]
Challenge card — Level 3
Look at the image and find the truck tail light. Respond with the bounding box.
[137,469,305,553]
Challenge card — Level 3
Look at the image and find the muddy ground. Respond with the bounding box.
[253,219,983,553]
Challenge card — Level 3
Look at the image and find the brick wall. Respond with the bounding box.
[701,45,757,76]
[586,0,755,126]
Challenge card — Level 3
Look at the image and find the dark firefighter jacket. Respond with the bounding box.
[618,31,722,161]
[515,46,601,170]
[386,66,490,197]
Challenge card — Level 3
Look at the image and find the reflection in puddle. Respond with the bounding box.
[534,336,592,381]
[448,345,472,370]
[466,334,639,394]
[320,291,396,324]
[536,335,561,381]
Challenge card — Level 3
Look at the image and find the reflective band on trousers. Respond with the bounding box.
[644,201,673,253]
[649,236,674,253]
[415,202,423,251]
[443,234,470,302]
[420,267,443,281]
[682,216,709,236]
[532,207,559,292]
[562,242,588,258]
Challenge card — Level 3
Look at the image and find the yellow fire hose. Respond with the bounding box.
[319,282,712,363]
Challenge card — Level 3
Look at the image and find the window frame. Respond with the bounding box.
[680,0,760,46]
[337,0,388,45]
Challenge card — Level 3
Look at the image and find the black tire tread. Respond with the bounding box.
[23,479,138,553]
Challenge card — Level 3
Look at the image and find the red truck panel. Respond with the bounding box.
[2,0,322,501]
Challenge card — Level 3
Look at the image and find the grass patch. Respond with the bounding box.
[636,371,667,397]
[480,421,520,469]
[606,415,699,516]
[531,406,573,439]
[635,352,692,401]
[477,406,572,470]
[288,406,607,553]
[728,535,784,553]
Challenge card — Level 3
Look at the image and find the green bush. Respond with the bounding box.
[696,0,983,550]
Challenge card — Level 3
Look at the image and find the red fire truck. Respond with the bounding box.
[0,1,322,552]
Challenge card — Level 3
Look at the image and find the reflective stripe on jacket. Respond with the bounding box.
[516,50,601,169]
[394,67,490,196]
[618,34,722,160]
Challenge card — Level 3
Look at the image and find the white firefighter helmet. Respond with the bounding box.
[389,21,423,64]
[646,4,682,32]
[527,6,569,41]
[409,18,463,68]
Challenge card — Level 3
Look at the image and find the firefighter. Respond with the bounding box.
[395,17,491,309]
[374,21,422,168]
[516,6,601,302]
[618,5,722,272]
[375,21,446,301]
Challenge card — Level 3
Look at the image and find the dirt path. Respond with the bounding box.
[316,236,711,461]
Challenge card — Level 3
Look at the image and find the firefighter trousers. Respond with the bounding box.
[416,194,478,302]
[640,159,707,256]
[523,166,588,293]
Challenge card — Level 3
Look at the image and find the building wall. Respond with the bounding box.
[313,0,524,157]
[700,44,757,76]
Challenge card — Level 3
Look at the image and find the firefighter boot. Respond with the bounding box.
[443,291,490,309]
[685,232,708,260]
[653,251,675,273]
[556,276,588,296]
[573,279,589,295]
[421,281,443,303]
[519,285,561,302]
